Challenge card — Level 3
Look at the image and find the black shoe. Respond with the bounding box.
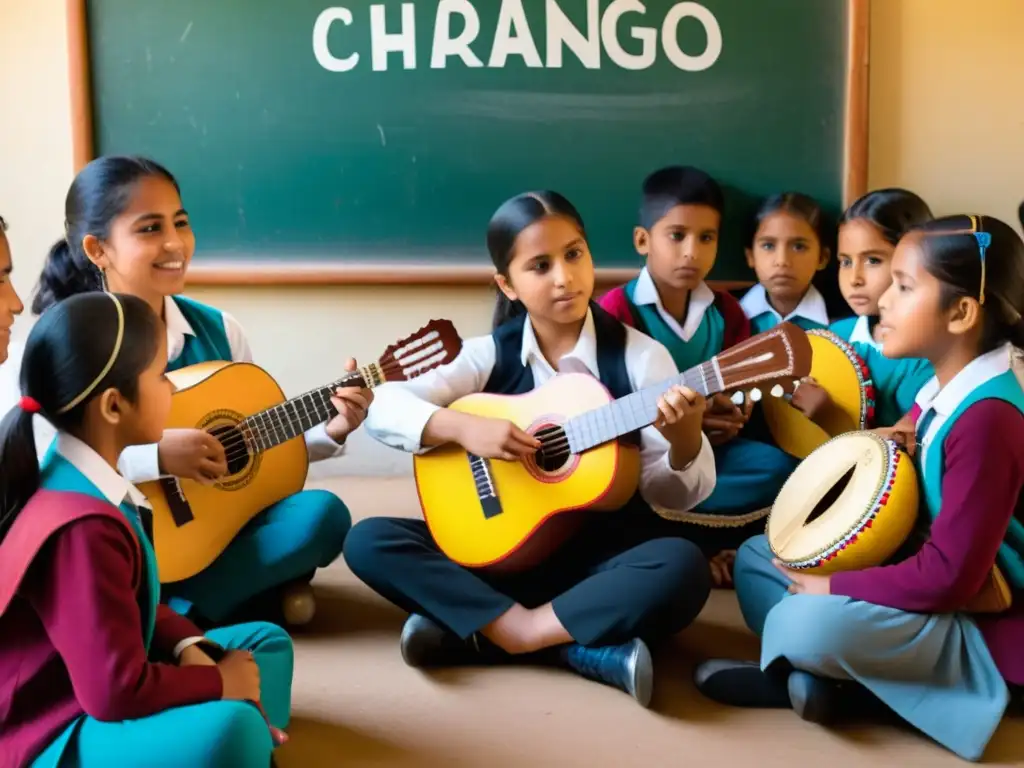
[694,659,842,723]
[787,669,840,724]
[558,638,654,707]
[399,614,509,668]
[694,659,791,708]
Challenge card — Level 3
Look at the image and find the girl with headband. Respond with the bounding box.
[697,215,1024,761]
[0,292,292,767]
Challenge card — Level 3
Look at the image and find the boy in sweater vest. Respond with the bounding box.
[600,167,798,581]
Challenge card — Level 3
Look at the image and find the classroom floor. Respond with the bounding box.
[274,477,1024,767]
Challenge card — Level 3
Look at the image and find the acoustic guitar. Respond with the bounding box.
[147,320,463,583]
[414,322,812,573]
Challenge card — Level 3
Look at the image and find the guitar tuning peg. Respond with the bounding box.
[749,388,762,403]
[731,391,746,406]
[771,384,785,398]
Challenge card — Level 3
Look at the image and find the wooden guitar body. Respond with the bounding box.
[415,322,813,573]
[144,362,309,583]
[140,319,463,584]
[414,374,640,573]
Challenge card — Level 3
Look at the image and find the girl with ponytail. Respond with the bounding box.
[344,191,718,707]
[0,293,292,767]
[30,155,365,629]
[697,214,1024,761]
[484,191,583,329]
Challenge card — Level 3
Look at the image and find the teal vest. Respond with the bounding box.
[829,316,858,342]
[167,295,234,371]
[623,278,725,372]
[750,312,827,335]
[918,369,1024,590]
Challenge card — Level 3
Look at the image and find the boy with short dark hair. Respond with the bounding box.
[600,167,798,576]
[602,166,749,367]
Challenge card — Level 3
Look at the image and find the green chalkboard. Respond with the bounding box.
[88,0,854,280]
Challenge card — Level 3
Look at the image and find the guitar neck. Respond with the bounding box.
[239,362,385,453]
[564,360,723,454]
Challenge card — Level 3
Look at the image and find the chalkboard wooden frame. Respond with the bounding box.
[65,0,869,288]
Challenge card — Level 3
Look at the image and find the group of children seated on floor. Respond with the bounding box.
[1,156,1022,766]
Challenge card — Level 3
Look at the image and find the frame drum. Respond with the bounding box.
[767,431,918,574]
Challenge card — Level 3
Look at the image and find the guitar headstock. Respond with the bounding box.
[379,319,463,382]
[714,322,811,400]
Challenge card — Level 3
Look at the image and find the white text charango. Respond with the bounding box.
[313,0,723,74]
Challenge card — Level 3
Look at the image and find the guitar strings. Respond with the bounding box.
[173,330,461,471]
[210,346,446,461]
[209,416,581,470]
[534,426,572,463]
[214,381,708,467]
[212,385,351,461]
[218,340,782,468]
[202,366,421,465]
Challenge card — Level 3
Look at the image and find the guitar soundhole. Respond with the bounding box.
[535,425,571,473]
[210,423,252,476]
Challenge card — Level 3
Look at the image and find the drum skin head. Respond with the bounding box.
[762,330,874,459]
[767,431,919,574]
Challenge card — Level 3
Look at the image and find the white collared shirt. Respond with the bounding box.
[118,296,345,483]
[632,267,716,342]
[365,309,716,518]
[56,431,151,510]
[915,343,1020,468]
[739,283,829,327]
[848,315,881,351]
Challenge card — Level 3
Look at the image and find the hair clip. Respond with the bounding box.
[973,231,991,306]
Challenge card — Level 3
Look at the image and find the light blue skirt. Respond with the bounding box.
[735,535,1010,761]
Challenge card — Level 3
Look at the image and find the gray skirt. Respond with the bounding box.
[735,535,1010,762]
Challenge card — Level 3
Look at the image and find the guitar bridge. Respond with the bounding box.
[159,477,194,527]
[467,453,502,519]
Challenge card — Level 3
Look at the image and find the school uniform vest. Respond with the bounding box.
[829,316,858,342]
[167,296,234,371]
[15,454,161,768]
[750,312,826,335]
[619,278,726,373]
[918,370,1024,590]
[484,303,639,450]
[38,450,160,645]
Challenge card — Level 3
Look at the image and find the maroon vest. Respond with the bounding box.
[0,490,137,617]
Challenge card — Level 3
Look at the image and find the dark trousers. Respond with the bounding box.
[344,508,712,647]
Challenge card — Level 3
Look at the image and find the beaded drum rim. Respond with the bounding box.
[806,328,876,430]
[769,432,903,570]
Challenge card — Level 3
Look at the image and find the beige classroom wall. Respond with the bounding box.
[1,0,1022,477]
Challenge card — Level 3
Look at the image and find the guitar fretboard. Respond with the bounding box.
[231,363,384,453]
[564,361,723,454]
